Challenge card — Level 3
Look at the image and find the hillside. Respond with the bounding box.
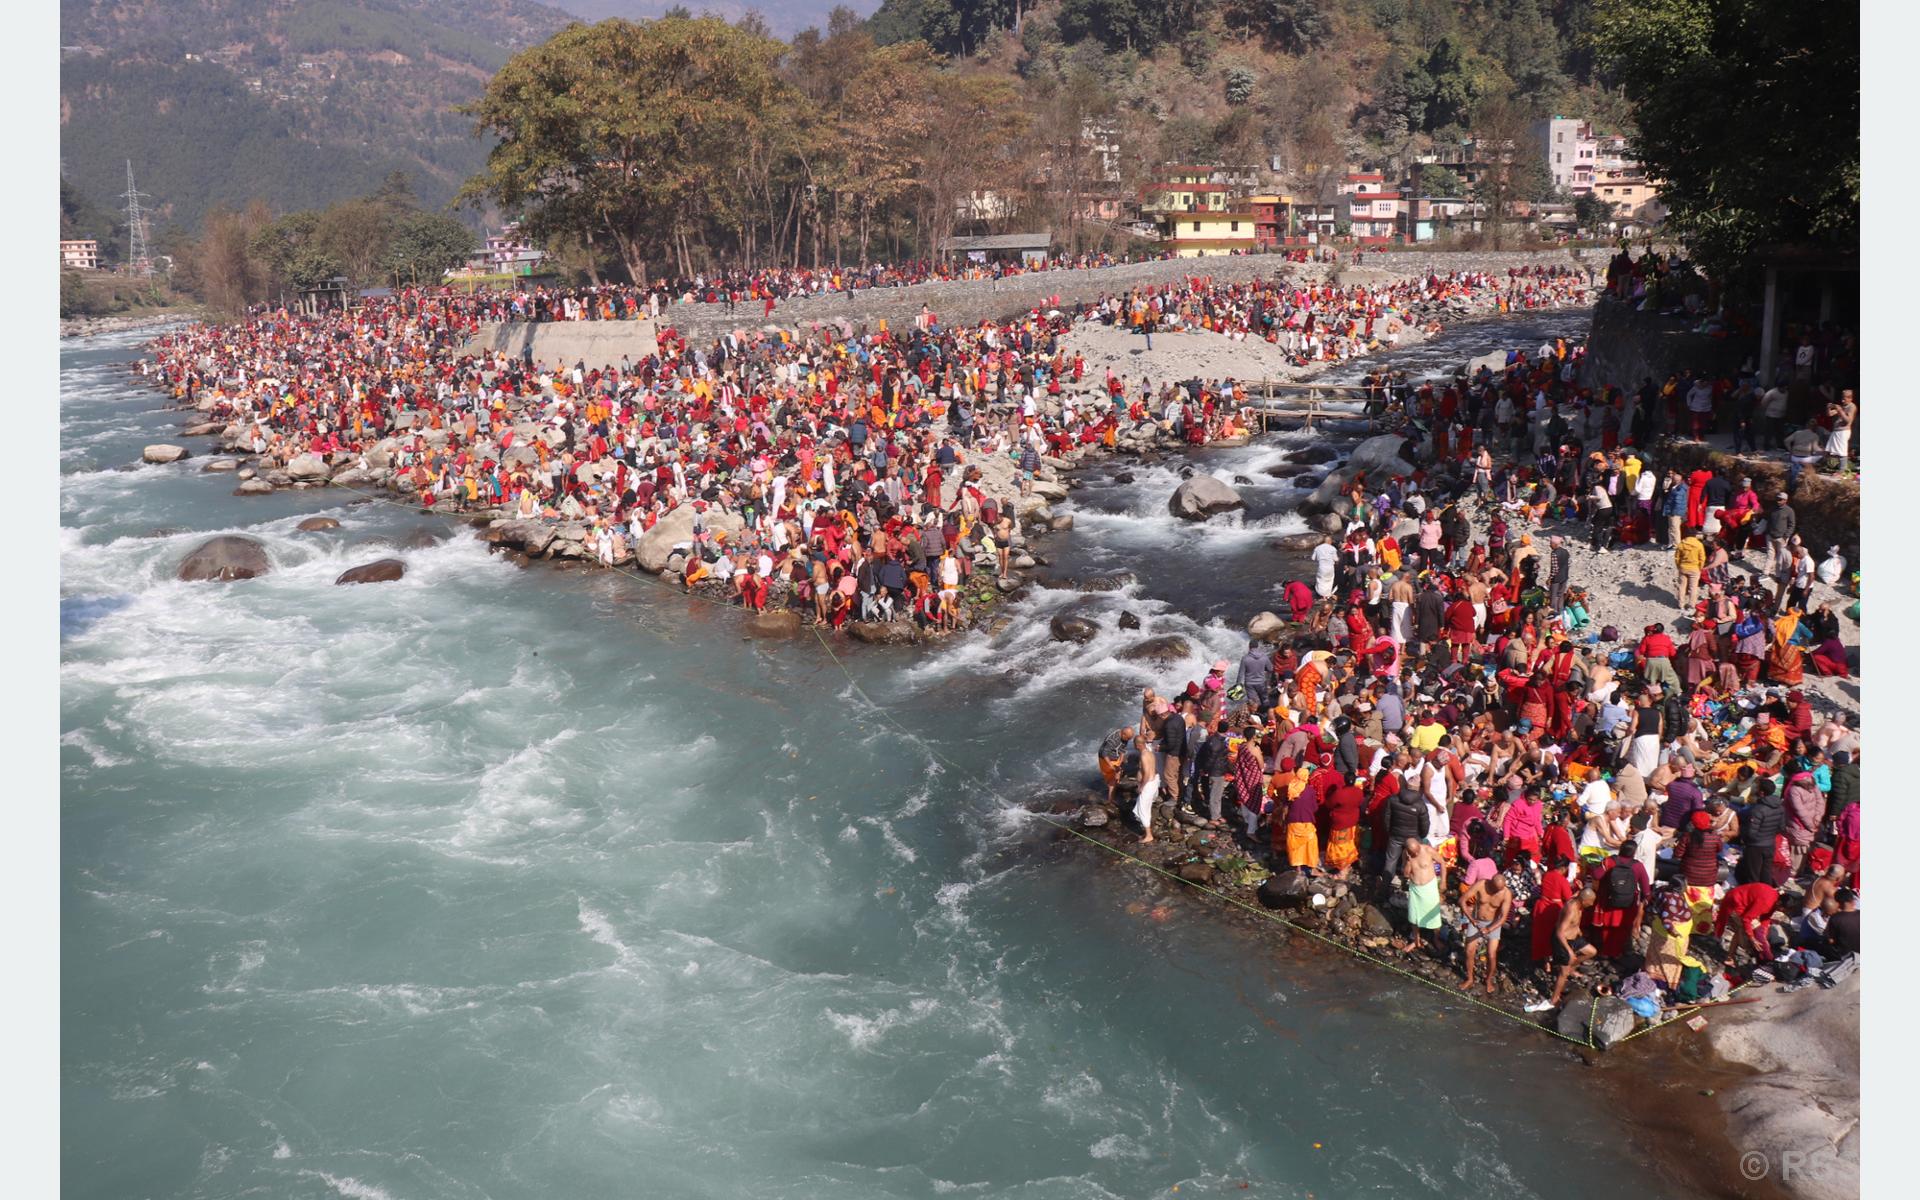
[59,0,577,235]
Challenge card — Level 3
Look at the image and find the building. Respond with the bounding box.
[60,239,100,270]
[1162,211,1257,256]
[1535,116,1599,194]
[1593,169,1667,230]
[1250,194,1296,247]
[467,223,545,275]
[1407,198,1485,242]
[1348,188,1405,242]
[939,232,1053,266]
[1141,182,1234,215]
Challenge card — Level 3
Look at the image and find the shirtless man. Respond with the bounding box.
[1459,874,1514,995]
[1396,839,1444,956]
[1548,888,1599,1006]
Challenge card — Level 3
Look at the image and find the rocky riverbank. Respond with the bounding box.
[60,310,200,339]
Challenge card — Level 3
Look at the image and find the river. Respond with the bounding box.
[63,310,1699,1200]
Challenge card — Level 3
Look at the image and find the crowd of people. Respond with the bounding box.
[399,251,1185,327]
[142,262,1580,633]
[1096,333,1860,1016]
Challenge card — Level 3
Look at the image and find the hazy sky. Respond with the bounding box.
[550,1,880,38]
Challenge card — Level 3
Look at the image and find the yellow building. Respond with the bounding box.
[1141,182,1233,214]
[1162,211,1257,256]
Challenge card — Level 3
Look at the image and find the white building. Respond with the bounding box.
[1535,116,1598,194]
[60,239,100,270]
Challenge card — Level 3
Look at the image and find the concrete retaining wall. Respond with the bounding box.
[1578,296,1751,393]
[469,247,1599,370]
[465,319,660,370]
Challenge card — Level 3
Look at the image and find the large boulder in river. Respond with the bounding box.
[335,558,406,585]
[201,458,239,473]
[744,609,803,639]
[1286,444,1339,465]
[285,453,332,482]
[1348,432,1424,475]
[232,479,274,496]
[848,620,921,645]
[1049,613,1100,643]
[1168,475,1244,521]
[177,535,271,582]
[143,444,189,464]
[297,517,341,532]
[1077,572,1137,593]
[1555,989,1639,1050]
[1248,611,1287,642]
[490,519,556,557]
[1118,635,1192,663]
[633,504,745,574]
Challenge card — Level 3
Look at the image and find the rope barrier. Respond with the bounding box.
[319,477,1743,1050]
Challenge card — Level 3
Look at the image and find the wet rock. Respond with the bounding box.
[848,620,922,645]
[142,444,189,464]
[1050,613,1099,644]
[399,527,446,550]
[1232,474,1254,486]
[984,615,1015,637]
[1314,512,1347,535]
[181,421,225,437]
[1248,611,1286,642]
[1287,445,1339,465]
[744,609,804,639]
[1118,634,1192,662]
[1361,905,1396,936]
[1556,989,1639,1050]
[1176,862,1216,885]
[232,479,273,496]
[1274,533,1322,551]
[1049,514,1075,532]
[1078,805,1111,829]
[236,467,256,481]
[995,573,1023,592]
[330,467,378,488]
[490,519,556,557]
[1118,611,1142,630]
[177,535,270,582]
[1078,572,1136,593]
[1013,553,1037,569]
[1113,471,1135,484]
[1169,476,1245,521]
[201,458,239,473]
[1264,464,1305,478]
[335,558,406,585]
[264,471,294,488]
[297,517,341,532]
[1293,475,1321,489]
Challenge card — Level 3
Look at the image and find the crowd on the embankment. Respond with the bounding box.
[137,259,1589,633]
[1091,314,1861,1033]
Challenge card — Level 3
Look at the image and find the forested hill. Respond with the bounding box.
[59,0,576,240]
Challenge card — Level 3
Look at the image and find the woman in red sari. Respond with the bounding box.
[1685,467,1714,528]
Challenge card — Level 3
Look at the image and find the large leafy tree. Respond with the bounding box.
[1593,0,1858,280]
[459,17,792,286]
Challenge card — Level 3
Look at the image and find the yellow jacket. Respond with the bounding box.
[1674,536,1706,572]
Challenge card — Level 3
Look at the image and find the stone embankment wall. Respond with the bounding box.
[1578,295,1751,392]
[476,247,1600,370]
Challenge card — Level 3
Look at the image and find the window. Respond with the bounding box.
[1555,153,1563,164]
[1231,221,1239,231]
[1193,221,1202,232]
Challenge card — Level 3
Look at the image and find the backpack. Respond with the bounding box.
[1602,860,1639,910]
[1600,625,1620,642]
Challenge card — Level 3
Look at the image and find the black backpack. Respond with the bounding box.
[1603,860,1639,910]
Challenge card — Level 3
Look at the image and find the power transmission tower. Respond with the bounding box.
[120,160,153,277]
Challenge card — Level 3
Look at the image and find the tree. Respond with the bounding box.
[1225,67,1256,106]
[1573,192,1613,234]
[1420,166,1464,197]
[1222,0,1331,54]
[460,18,793,285]
[190,201,275,315]
[384,211,476,285]
[1592,0,1857,281]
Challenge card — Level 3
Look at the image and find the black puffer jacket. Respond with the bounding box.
[1388,784,1430,840]
[1741,793,1786,851]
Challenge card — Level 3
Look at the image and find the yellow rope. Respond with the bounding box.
[318,478,1724,1050]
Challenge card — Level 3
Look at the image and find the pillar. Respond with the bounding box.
[1757,266,1780,384]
